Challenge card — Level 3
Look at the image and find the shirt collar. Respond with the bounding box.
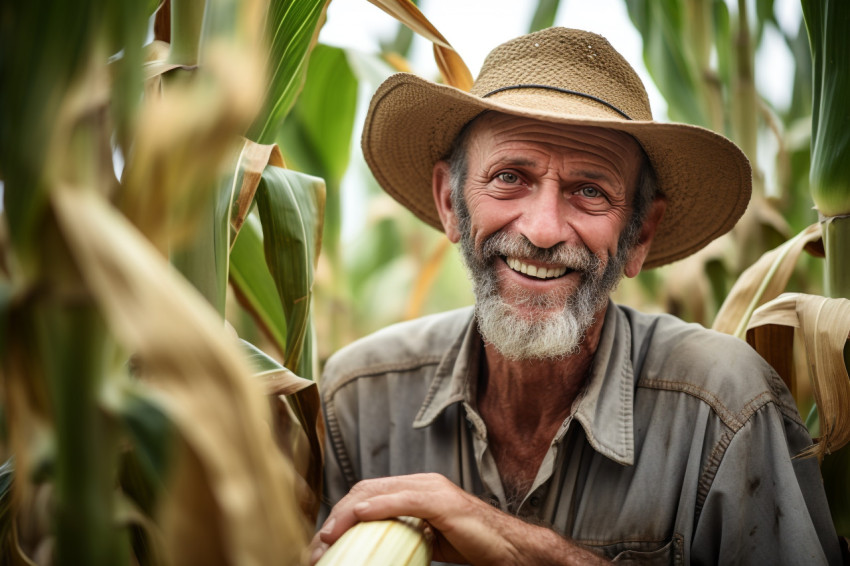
[413,309,479,427]
[572,304,635,465]
[411,304,636,466]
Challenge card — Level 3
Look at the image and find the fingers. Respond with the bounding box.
[311,474,459,564]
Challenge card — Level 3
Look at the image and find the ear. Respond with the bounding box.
[433,160,461,243]
[624,197,667,278]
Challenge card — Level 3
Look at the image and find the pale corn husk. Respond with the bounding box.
[317,517,433,566]
[746,293,850,458]
[713,223,823,337]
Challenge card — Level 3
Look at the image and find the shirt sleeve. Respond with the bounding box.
[690,401,842,565]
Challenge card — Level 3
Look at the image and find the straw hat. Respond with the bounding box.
[361,27,752,269]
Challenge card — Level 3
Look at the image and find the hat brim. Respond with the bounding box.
[361,73,752,269]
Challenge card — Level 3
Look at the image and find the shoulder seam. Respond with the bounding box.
[323,356,444,399]
[638,378,775,432]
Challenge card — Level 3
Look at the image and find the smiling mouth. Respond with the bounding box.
[504,256,570,280]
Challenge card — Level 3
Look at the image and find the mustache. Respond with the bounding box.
[479,232,601,273]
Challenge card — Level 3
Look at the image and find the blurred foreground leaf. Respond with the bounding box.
[51,187,308,565]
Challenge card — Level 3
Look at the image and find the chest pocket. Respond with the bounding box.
[601,534,684,566]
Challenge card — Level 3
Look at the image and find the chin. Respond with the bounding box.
[475,295,587,361]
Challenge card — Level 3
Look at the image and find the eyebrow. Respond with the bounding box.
[492,158,620,188]
[497,157,538,168]
[575,170,609,181]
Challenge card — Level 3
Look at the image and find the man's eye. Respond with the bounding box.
[579,186,602,198]
[496,172,520,184]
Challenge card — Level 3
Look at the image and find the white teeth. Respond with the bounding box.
[506,257,568,279]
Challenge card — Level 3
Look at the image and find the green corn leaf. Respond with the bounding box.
[254,167,325,379]
[278,44,358,262]
[626,0,707,127]
[248,0,330,144]
[169,178,232,316]
[278,45,357,184]
[529,0,561,32]
[230,215,289,358]
[803,0,850,218]
[712,0,732,92]
[0,0,145,275]
[241,338,287,374]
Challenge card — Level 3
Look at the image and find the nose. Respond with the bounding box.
[516,184,574,250]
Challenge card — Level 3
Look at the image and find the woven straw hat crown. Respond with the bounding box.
[362,27,752,268]
[471,28,652,121]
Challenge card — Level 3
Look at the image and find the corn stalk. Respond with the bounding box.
[713,0,850,539]
[802,0,850,536]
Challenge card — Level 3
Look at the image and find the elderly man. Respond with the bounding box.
[312,28,842,564]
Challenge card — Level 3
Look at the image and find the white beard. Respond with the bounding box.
[474,288,591,360]
[459,230,627,361]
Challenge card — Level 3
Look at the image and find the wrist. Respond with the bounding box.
[499,521,608,566]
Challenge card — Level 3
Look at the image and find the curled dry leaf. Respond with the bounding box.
[746,293,850,458]
[366,0,472,90]
[713,223,823,337]
[229,139,286,238]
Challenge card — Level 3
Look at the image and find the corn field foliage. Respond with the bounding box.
[0,0,848,564]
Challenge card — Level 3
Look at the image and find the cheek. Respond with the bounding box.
[466,194,519,242]
[572,218,625,258]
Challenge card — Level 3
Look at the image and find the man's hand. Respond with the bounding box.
[310,473,608,565]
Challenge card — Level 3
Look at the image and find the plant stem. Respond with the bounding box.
[37,222,128,566]
[818,207,850,539]
[733,0,759,186]
[168,0,206,66]
[822,216,850,299]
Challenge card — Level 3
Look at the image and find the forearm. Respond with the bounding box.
[492,517,608,566]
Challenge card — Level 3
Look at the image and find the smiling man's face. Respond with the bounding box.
[440,112,646,360]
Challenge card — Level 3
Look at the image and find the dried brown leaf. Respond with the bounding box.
[230,139,286,238]
[747,293,850,457]
[366,0,472,90]
[122,45,265,252]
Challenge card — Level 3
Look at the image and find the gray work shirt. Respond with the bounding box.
[320,304,841,564]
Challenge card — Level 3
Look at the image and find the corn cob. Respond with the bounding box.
[317,517,433,566]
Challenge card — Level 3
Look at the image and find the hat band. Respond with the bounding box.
[482,84,632,120]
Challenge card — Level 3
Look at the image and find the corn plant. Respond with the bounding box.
[707,0,850,537]
[800,0,850,536]
[0,0,334,563]
[619,0,822,324]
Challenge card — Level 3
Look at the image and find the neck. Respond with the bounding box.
[477,304,607,422]
[475,305,608,506]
